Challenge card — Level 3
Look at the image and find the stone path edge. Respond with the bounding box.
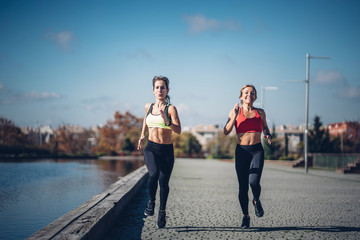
[27,165,148,240]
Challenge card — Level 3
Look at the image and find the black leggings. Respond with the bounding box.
[144,140,174,210]
[235,143,264,216]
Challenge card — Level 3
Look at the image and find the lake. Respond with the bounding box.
[0,158,145,240]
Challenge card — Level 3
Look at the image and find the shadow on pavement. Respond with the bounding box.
[168,225,360,233]
[105,182,148,240]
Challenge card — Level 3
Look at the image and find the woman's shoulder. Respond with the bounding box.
[145,103,153,111]
[167,104,178,112]
[255,107,266,117]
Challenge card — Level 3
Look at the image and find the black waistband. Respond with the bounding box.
[237,143,263,151]
[147,140,173,149]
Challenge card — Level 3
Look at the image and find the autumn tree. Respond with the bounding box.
[0,117,26,145]
[97,122,118,155]
[97,111,143,155]
[123,128,142,153]
[0,117,53,157]
[51,126,92,155]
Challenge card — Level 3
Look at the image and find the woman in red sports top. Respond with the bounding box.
[223,84,271,229]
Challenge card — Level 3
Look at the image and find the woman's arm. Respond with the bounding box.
[163,105,181,135]
[137,103,151,150]
[224,103,239,135]
[258,108,271,145]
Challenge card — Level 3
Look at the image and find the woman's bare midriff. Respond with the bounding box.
[237,132,262,146]
[148,128,173,144]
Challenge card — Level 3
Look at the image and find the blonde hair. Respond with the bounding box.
[239,84,257,105]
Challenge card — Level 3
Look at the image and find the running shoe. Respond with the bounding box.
[252,199,264,217]
[144,201,155,216]
[157,210,166,228]
[241,215,250,229]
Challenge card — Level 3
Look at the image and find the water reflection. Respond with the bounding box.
[0,157,145,240]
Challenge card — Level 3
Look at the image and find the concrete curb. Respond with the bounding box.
[27,165,148,240]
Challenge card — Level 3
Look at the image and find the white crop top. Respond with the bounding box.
[145,103,171,130]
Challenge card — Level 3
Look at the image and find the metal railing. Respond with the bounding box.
[312,153,360,170]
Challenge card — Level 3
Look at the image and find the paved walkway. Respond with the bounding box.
[106,159,360,240]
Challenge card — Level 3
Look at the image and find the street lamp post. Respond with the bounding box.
[304,54,330,173]
[214,124,219,158]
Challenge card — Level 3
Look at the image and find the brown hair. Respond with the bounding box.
[239,84,257,104]
[153,76,170,104]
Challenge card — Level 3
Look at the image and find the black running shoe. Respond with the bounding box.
[241,215,250,229]
[157,210,166,228]
[252,199,264,217]
[144,201,155,216]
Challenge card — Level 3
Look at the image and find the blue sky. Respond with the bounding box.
[1,0,359,129]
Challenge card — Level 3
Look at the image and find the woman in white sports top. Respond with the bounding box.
[137,76,181,228]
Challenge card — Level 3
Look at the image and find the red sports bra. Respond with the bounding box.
[235,107,262,134]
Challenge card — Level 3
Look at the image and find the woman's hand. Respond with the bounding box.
[230,103,240,120]
[160,109,171,126]
[137,135,145,150]
[264,134,272,145]
[224,103,239,135]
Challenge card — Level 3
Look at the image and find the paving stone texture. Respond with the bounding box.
[107,158,360,240]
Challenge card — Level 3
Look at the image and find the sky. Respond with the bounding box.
[0,0,360,129]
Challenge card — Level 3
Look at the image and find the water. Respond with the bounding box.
[0,158,144,240]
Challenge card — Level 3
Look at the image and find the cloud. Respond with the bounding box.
[0,89,62,105]
[338,86,360,99]
[24,91,61,100]
[81,96,112,104]
[0,82,3,89]
[183,14,242,34]
[86,105,99,111]
[118,49,152,60]
[177,103,191,116]
[47,31,74,50]
[314,70,346,85]
[312,70,360,99]
[81,96,125,112]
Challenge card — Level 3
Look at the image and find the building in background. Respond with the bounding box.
[21,125,54,145]
[275,125,304,154]
[328,121,360,142]
[183,124,226,151]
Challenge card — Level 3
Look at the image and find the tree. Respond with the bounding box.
[97,122,118,154]
[174,132,202,158]
[285,134,289,156]
[263,124,282,160]
[97,111,143,155]
[122,137,135,152]
[125,128,142,152]
[0,117,26,145]
[51,126,92,155]
[308,115,340,153]
[0,117,52,157]
[207,132,236,159]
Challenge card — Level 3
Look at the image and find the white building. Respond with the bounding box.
[184,124,236,150]
[20,125,54,145]
[275,125,304,153]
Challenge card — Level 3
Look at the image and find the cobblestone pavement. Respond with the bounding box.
[106,159,360,240]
